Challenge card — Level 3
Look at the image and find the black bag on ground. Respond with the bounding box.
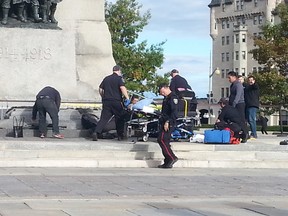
[81,113,99,130]
[13,116,24,138]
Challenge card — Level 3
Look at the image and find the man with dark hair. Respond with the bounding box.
[215,97,244,139]
[157,84,178,169]
[93,65,130,141]
[227,71,248,142]
[244,75,260,139]
[32,86,64,139]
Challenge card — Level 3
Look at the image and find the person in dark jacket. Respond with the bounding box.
[157,84,178,169]
[244,75,260,139]
[228,71,248,142]
[32,86,64,139]
[259,112,268,135]
[93,65,130,141]
[215,97,246,141]
[169,69,197,112]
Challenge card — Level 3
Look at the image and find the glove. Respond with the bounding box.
[124,99,131,107]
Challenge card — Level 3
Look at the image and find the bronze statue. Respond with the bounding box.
[39,0,62,24]
[1,0,61,25]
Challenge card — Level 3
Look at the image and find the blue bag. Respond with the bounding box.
[204,129,230,144]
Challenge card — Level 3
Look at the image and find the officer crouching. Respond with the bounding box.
[157,84,178,168]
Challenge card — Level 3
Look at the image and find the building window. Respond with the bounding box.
[242,16,245,25]
[236,0,240,10]
[221,88,225,98]
[242,51,246,60]
[222,36,225,45]
[222,3,225,12]
[253,32,257,38]
[222,20,225,29]
[258,15,263,24]
[221,53,225,62]
[240,0,244,10]
[226,52,230,62]
[253,16,257,25]
[235,34,239,43]
[226,20,230,28]
[226,87,229,98]
[221,69,225,78]
[252,67,257,73]
[241,68,246,76]
[242,34,246,42]
[254,0,258,7]
[226,36,230,45]
[235,68,239,74]
[226,69,229,78]
[235,51,239,60]
[258,67,262,72]
[236,17,241,25]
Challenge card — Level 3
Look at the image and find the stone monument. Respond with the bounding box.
[0,0,115,105]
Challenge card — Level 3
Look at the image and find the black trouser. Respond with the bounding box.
[235,102,248,138]
[157,125,177,164]
[95,100,125,137]
[35,98,59,134]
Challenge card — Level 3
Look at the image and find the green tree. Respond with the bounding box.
[250,3,288,75]
[105,0,167,94]
[249,3,288,109]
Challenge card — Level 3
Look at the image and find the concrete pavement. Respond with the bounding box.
[0,168,287,215]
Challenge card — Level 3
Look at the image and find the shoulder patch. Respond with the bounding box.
[173,98,178,104]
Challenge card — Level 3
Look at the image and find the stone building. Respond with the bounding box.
[207,0,287,126]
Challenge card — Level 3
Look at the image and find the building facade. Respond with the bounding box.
[207,0,286,125]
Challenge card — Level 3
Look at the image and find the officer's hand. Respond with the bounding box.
[164,122,169,131]
[124,99,131,107]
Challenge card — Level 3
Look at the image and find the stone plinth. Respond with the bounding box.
[0,0,114,104]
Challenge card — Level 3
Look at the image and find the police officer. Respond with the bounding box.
[157,84,178,169]
[93,65,130,141]
[32,86,64,139]
[170,69,197,112]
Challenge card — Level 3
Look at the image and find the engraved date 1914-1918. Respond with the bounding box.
[0,47,52,62]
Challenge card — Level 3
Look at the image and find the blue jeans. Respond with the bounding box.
[247,107,258,138]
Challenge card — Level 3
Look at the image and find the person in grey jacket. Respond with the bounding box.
[228,71,248,142]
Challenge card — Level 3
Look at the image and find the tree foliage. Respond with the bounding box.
[249,3,288,111]
[253,71,288,113]
[105,0,167,94]
[250,3,288,75]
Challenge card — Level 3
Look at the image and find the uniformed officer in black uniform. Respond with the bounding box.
[93,65,130,141]
[170,69,197,112]
[157,84,178,168]
[215,97,247,142]
[32,86,64,139]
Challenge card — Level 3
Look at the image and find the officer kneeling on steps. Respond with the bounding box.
[157,84,178,169]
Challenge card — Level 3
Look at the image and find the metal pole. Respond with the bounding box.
[208,51,212,125]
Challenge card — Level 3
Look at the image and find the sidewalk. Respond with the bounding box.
[0,167,287,215]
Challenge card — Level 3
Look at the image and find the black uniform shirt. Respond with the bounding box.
[99,73,125,101]
[160,92,178,126]
[170,75,192,93]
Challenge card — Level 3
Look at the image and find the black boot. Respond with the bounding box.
[49,3,58,24]
[17,3,27,23]
[1,8,9,25]
[40,5,48,23]
[32,6,42,23]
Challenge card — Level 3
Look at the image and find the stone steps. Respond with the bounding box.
[0,137,286,168]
